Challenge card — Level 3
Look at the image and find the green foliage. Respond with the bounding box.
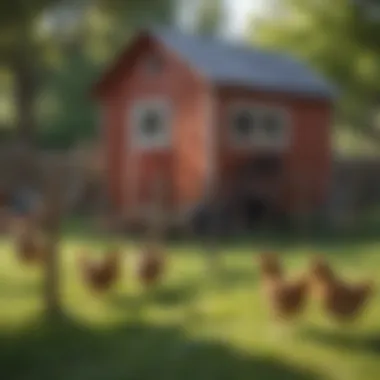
[195,0,224,36]
[84,0,176,63]
[37,50,102,149]
[0,0,57,62]
[0,69,15,127]
[250,0,380,144]
[39,0,176,149]
[1,0,177,148]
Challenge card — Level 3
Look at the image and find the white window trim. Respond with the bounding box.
[228,103,263,149]
[258,105,292,149]
[228,102,292,150]
[130,98,172,151]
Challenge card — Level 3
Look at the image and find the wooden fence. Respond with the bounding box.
[0,143,106,214]
[1,144,379,230]
[326,157,380,230]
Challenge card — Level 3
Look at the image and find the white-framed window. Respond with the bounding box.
[131,99,172,149]
[229,106,261,147]
[229,104,291,149]
[259,106,291,148]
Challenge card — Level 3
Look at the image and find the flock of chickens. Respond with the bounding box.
[10,212,376,323]
[78,242,166,292]
[12,215,166,293]
[258,252,375,322]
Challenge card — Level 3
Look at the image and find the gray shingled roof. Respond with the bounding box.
[151,27,337,99]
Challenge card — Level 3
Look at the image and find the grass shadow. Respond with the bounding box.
[0,279,41,299]
[301,326,380,355]
[214,267,257,290]
[0,314,322,380]
[108,280,201,316]
[108,293,145,317]
[56,215,380,259]
[150,282,199,307]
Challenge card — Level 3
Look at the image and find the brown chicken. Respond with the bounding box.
[308,255,375,322]
[258,252,309,321]
[79,249,121,293]
[138,243,165,287]
[12,219,46,264]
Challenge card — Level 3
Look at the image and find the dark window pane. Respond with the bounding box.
[262,112,283,138]
[141,111,162,136]
[233,110,255,138]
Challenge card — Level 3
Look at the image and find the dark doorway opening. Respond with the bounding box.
[234,154,283,230]
[241,195,270,229]
[189,154,286,236]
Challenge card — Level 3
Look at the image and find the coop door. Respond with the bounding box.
[126,99,172,216]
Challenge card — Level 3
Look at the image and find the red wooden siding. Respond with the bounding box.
[175,81,210,212]
[214,87,332,211]
[103,95,124,208]
[289,100,332,207]
[100,35,209,216]
[97,33,333,220]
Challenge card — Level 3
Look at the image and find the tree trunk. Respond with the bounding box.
[13,54,37,147]
[43,232,61,320]
[40,169,64,320]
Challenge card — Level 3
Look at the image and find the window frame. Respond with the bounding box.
[228,102,291,150]
[257,105,292,149]
[228,104,262,149]
[130,98,172,150]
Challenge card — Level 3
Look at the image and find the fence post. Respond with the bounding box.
[203,179,223,277]
[293,170,312,240]
[146,173,166,245]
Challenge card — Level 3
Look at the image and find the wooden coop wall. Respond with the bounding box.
[99,34,210,221]
[213,86,333,212]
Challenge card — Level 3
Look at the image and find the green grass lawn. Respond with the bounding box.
[1,233,380,380]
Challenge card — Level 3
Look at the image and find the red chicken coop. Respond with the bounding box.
[92,27,336,227]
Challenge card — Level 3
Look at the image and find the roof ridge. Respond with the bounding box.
[153,27,337,98]
[94,26,338,100]
[152,26,304,62]
[150,26,329,79]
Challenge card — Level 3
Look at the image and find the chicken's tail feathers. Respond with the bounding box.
[106,248,121,264]
[367,279,377,293]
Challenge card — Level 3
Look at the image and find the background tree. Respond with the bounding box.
[43,0,176,148]
[0,0,61,145]
[249,0,380,149]
[1,0,178,322]
[1,0,177,148]
[195,0,224,36]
